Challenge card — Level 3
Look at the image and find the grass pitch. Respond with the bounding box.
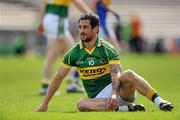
[0,54,180,120]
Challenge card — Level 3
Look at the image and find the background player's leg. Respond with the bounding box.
[40,39,63,95]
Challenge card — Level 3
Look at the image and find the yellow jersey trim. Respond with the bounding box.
[45,0,71,6]
[61,63,71,68]
[109,60,120,64]
[84,47,96,55]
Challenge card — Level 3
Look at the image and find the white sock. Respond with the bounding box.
[154,97,166,106]
[118,106,129,112]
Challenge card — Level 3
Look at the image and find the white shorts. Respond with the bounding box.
[43,13,69,40]
[95,83,136,106]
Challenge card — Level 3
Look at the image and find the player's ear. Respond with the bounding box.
[93,25,99,33]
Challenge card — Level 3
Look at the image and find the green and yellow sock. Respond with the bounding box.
[146,88,165,106]
[146,88,159,102]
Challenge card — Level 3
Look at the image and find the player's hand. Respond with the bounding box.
[37,23,44,33]
[107,94,119,110]
[35,103,48,112]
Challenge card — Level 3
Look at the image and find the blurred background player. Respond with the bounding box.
[37,0,92,95]
[90,0,121,53]
[129,14,145,52]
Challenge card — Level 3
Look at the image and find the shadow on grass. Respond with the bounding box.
[41,110,78,113]
[62,111,78,113]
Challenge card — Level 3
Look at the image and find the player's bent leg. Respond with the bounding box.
[120,69,173,111]
[119,82,136,101]
[118,78,145,112]
[120,69,152,97]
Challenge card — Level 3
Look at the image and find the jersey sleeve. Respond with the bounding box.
[103,43,120,65]
[62,47,77,68]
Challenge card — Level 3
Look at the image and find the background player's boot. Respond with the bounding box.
[39,84,48,95]
[39,84,60,96]
[66,84,85,93]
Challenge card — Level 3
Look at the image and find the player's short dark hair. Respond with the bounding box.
[78,13,99,29]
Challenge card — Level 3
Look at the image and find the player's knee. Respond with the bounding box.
[123,82,134,89]
[121,69,136,81]
[76,98,87,112]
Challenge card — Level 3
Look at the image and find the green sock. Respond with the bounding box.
[42,83,48,88]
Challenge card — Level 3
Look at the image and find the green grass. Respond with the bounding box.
[0,54,180,120]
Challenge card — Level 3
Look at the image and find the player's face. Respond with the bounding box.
[78,20,94,42]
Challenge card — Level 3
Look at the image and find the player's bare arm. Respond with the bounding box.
[73,0,92,13]
[107,64,122,110]
[110,64,122,94]
[36,65,70,112]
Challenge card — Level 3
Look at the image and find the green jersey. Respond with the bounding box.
[62,37,120,98]
[45,0,71,17]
